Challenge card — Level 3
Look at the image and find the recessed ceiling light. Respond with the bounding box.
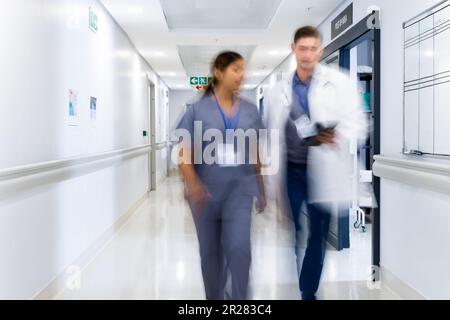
[252,71,269,76]
[128,7,143,14]
[115,50,132,58]
[144,51,165,57]
[160,72,177,76]
[269,50,290,56]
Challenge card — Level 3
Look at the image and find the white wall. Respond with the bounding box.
[258,0,450,299]
[168,89,200,171]
[169,90,199,135]
[0,0,169,299]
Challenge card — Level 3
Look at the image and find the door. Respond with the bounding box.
[322,29,379,252]
[148,81,157,191]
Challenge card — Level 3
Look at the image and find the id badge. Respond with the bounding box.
[217,143,238,167]
[295,114,318,139]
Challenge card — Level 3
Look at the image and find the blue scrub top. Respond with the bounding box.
[292,73,311,116]
[285,73,312,165]
[177,94,265,200]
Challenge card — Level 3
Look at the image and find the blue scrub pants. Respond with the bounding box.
[190,184,254,300]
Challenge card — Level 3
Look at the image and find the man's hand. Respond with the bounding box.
[315,129,336,146]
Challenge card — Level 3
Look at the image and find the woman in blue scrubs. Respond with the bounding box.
[177,51,266,300]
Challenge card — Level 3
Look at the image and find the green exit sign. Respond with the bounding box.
[190,76,213,86]
[190,77,199,86]
[89,7,98,33]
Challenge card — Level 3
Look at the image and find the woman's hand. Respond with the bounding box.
[256,193,267,213]
[186,180,209,203]
[255,149,267,213]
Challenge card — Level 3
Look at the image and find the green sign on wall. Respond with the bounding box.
[89,7,98,33]
[190,77,199,86]
[190,76,213,86]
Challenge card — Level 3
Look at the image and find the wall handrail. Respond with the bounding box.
[0,145,152,182]
[373,155,450,196]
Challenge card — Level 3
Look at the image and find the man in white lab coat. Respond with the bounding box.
[264,26,367,300]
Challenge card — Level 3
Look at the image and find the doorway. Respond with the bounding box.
[321,11,381,274]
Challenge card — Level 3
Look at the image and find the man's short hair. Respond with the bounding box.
[293,26,322,44]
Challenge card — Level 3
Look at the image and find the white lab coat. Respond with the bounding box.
[264,64,367,207]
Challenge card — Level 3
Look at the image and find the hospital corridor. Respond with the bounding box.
[1,0,450,304]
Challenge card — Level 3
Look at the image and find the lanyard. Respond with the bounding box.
[212,90,241,131]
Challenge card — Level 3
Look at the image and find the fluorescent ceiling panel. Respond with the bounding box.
[160,0,282,30]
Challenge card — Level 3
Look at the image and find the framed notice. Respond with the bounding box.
[90,97,97,120]
[68,89,79,126]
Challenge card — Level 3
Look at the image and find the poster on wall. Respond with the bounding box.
[90,96,97,120]
[68,89,79,126]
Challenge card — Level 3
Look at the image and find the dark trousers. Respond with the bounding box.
[191,187,253,300]
[286,162,331,295]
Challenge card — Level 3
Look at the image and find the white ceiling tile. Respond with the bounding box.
[178,45,256,76]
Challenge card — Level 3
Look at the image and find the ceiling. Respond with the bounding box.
[100,0,342,90]
[178,45,257,77]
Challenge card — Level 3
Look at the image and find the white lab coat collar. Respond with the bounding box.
[282,64,330,107]
[287,64,329,85]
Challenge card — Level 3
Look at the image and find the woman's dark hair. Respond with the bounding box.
[204,51,244,95]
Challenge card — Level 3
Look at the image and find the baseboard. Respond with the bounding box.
[380,265,426,300]
[32,192,150,300]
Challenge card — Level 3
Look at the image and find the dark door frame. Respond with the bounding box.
[321,11,381,268]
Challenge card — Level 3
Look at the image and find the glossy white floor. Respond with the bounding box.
[55,175,400,300]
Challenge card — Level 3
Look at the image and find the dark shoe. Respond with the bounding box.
[302,292,317,301]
